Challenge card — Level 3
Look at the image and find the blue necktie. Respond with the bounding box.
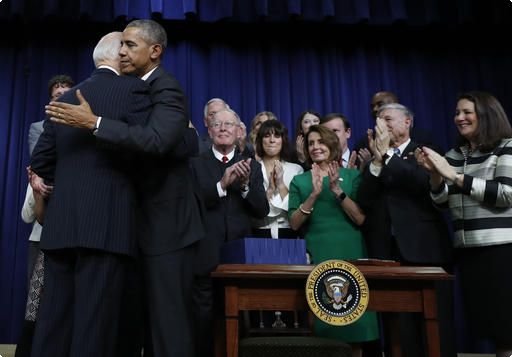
[393,148,400,156]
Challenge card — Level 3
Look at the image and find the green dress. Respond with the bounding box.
[289,168,379,343]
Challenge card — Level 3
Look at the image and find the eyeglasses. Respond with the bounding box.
[210,121,238,129]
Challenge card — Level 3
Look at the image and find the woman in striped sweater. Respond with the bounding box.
[417,91,512,357]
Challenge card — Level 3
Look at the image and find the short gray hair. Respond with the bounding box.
[93,32,123,67]
[378,103,414,126]
[211,108,240,125]
[203,98,230,118]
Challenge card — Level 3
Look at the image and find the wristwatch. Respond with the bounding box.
[336,192,347,204]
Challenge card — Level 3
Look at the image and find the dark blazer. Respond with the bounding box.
[94,66,204,255]
[354,127,441,167]
[31,68,151,257]
[358,141,452,265]
[190,150,269,272]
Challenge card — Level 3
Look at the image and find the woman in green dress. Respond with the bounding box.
[289,125,378,356]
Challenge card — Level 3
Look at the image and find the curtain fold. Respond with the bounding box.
[1,0,510,24]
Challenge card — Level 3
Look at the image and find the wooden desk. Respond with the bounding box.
[212,263,453,357]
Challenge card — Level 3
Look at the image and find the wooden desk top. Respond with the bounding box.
[212,262,453,281]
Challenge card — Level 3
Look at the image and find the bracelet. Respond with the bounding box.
[336,192,347,204]
[299,204,313,215]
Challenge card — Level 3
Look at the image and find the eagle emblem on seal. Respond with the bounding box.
[322,274,352,310]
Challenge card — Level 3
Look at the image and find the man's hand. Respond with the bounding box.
[46,89,97,130]
[28,167,53,198]
[347,150,357,169]
[374,117,390,157]
[367,129,382,164]
[232,158,252,186]
[357,147,372,170]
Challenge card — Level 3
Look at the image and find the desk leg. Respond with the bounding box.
[224,286,239,357]
[387,315,402,357]
[423,287,441,357]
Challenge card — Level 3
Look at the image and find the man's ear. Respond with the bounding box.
[150,44,163,60]
[346,128,352,139]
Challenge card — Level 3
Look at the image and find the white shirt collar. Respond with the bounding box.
[141,66,158,81]
[212,146,235,162]
[341,148,350,167]
[396,138,411,155]
[97,65,120,76]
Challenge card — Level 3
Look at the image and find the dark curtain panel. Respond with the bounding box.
[2,0,512,24]
[1,1,512,352]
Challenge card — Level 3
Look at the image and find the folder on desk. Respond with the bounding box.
[220,238,307,264]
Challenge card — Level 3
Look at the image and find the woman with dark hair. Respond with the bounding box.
[292,110,321,167]
[417,91,512,357]
[289,125,378,356]
[252,120,303,238]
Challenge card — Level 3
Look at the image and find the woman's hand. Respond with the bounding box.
[273,160,284,186]
[311,163,323,198]
[421,147,457,181]
[328,161,342,196]
[266,168,276,200]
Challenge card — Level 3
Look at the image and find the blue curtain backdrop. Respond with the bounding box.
[1,0,511,352]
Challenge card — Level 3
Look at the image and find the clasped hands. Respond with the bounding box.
[367,117,391,164]
[220,158,252,191]
[311,161,344,198]
[27,166,53,198]
[45,90,97,130]
[266,160,285,199]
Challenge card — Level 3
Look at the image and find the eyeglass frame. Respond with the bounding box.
[209,120,239,129]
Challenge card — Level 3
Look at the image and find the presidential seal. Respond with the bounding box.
[305,260,369,326]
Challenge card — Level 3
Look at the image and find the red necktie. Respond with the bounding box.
[222,156,229,163]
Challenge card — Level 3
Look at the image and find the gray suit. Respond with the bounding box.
[28,120,44,155]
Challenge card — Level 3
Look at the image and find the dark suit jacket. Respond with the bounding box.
[190,150,269,272]
[354,126,441,167]
[31,68,152,257]
[358,141,452,265]
[94,66,204,255]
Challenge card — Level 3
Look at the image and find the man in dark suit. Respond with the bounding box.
[190,108,269,356]
[354,91,437,169]
[30,31,152,357]
[357,103,455,357]
[45,19,204,357]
